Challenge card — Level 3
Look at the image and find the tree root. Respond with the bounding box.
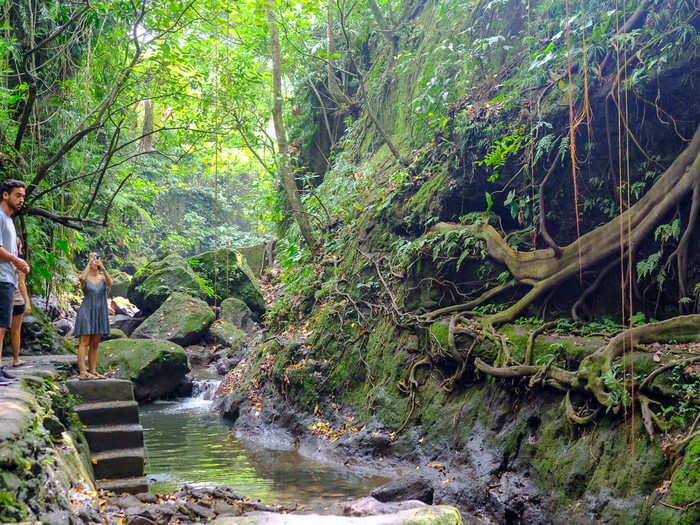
[525,321,557,366]
[429,123,700,326]
[565,391,603,425]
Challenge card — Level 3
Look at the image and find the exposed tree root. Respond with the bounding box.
[430,123,700,326]
[407,314,700,439]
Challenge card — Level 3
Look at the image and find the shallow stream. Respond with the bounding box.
[140,380,389,505]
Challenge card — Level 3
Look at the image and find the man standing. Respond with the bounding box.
[0,179,30,384]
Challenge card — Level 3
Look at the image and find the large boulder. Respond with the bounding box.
[371,473,434,505]
[128,253,208,315]
[108,270,131,298]
[97,339,189,402]
[220,297,256,332]
[17,306,75,355]
[189,248,265,317]
[132,293,215,346]
[207,320,246,349]
[237,243,265,276]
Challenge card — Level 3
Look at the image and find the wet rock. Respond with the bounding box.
[98,339,189,402]
[339,420,392,456]
[112,314,144,336]
[208,319,247,349]
[186,345,215,366]
[183,500,216,519]
[20,308,75,355]
[132,293,215,346]
[214,501,241,515]
[135,492,158,504]
[52,318,73,336]
[214,390,248,420]
[327,497,426,516]
[371,473,434,505]
[112,494,144,509]
[211,504,463,524]
[125,502,178,524]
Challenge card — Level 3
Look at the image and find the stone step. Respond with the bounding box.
[67,378,135,403]
[83,424,144,453]
[75,400,140,426]
[93,448,145,480]
[96,475,149,495]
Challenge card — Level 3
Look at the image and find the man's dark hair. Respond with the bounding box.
[1,179,26,196]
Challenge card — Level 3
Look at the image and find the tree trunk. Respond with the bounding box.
[140,98,154,152]
[267,0,317,249]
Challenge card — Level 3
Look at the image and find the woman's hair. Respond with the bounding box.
[78,253,96,283]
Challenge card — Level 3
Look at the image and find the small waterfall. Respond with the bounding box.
[162,379,221,413]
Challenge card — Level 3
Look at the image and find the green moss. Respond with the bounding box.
[429,320,449,349]
[132,292,215,345]
[658,435,700,525]
[407,170,448,219]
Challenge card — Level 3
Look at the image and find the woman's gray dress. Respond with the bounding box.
[74,279,110,337]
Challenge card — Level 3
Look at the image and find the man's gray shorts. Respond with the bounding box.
[0,282,15,329]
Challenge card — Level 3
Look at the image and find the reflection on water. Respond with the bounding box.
[140,392,389,505]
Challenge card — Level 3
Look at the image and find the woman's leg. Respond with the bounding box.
[78,335,93,378]
[10,312,24,366]
[88,334,103,376]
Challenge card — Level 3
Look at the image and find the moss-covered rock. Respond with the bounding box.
[221,297,256,331]
[127,253,208,315]
[189,248,265,316]
[97,338,189,401]
[646,435,700,525]
[108,269,131,298]
[132,293,215,346]
[237,243,266,276]
[105,328,127,340]
[17,306,74,355]
[208,319,247,349]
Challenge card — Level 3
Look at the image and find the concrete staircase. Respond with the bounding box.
[67,378,148,494]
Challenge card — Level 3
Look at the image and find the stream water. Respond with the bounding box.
[140,380,390,505]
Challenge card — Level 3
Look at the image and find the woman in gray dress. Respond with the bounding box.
[75,252,113,379]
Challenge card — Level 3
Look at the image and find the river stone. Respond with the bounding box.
[52,318,73,336]
[371,474,434,505]
[132,293,215,346]
[189,248,265,317]
[105,327,128,340]
[208,319,247,349]
[211,504,464,524]
[97,339,189,401]
[112,314,144,336]
[221,297,256,332]
[18,306,75,355]
[128,253,208,315]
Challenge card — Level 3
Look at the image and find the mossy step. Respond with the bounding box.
[75,400,139,426]
[96,475,149,495]
[66,378,135,402]
[93,447,145,479]
[83,424,144,453]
